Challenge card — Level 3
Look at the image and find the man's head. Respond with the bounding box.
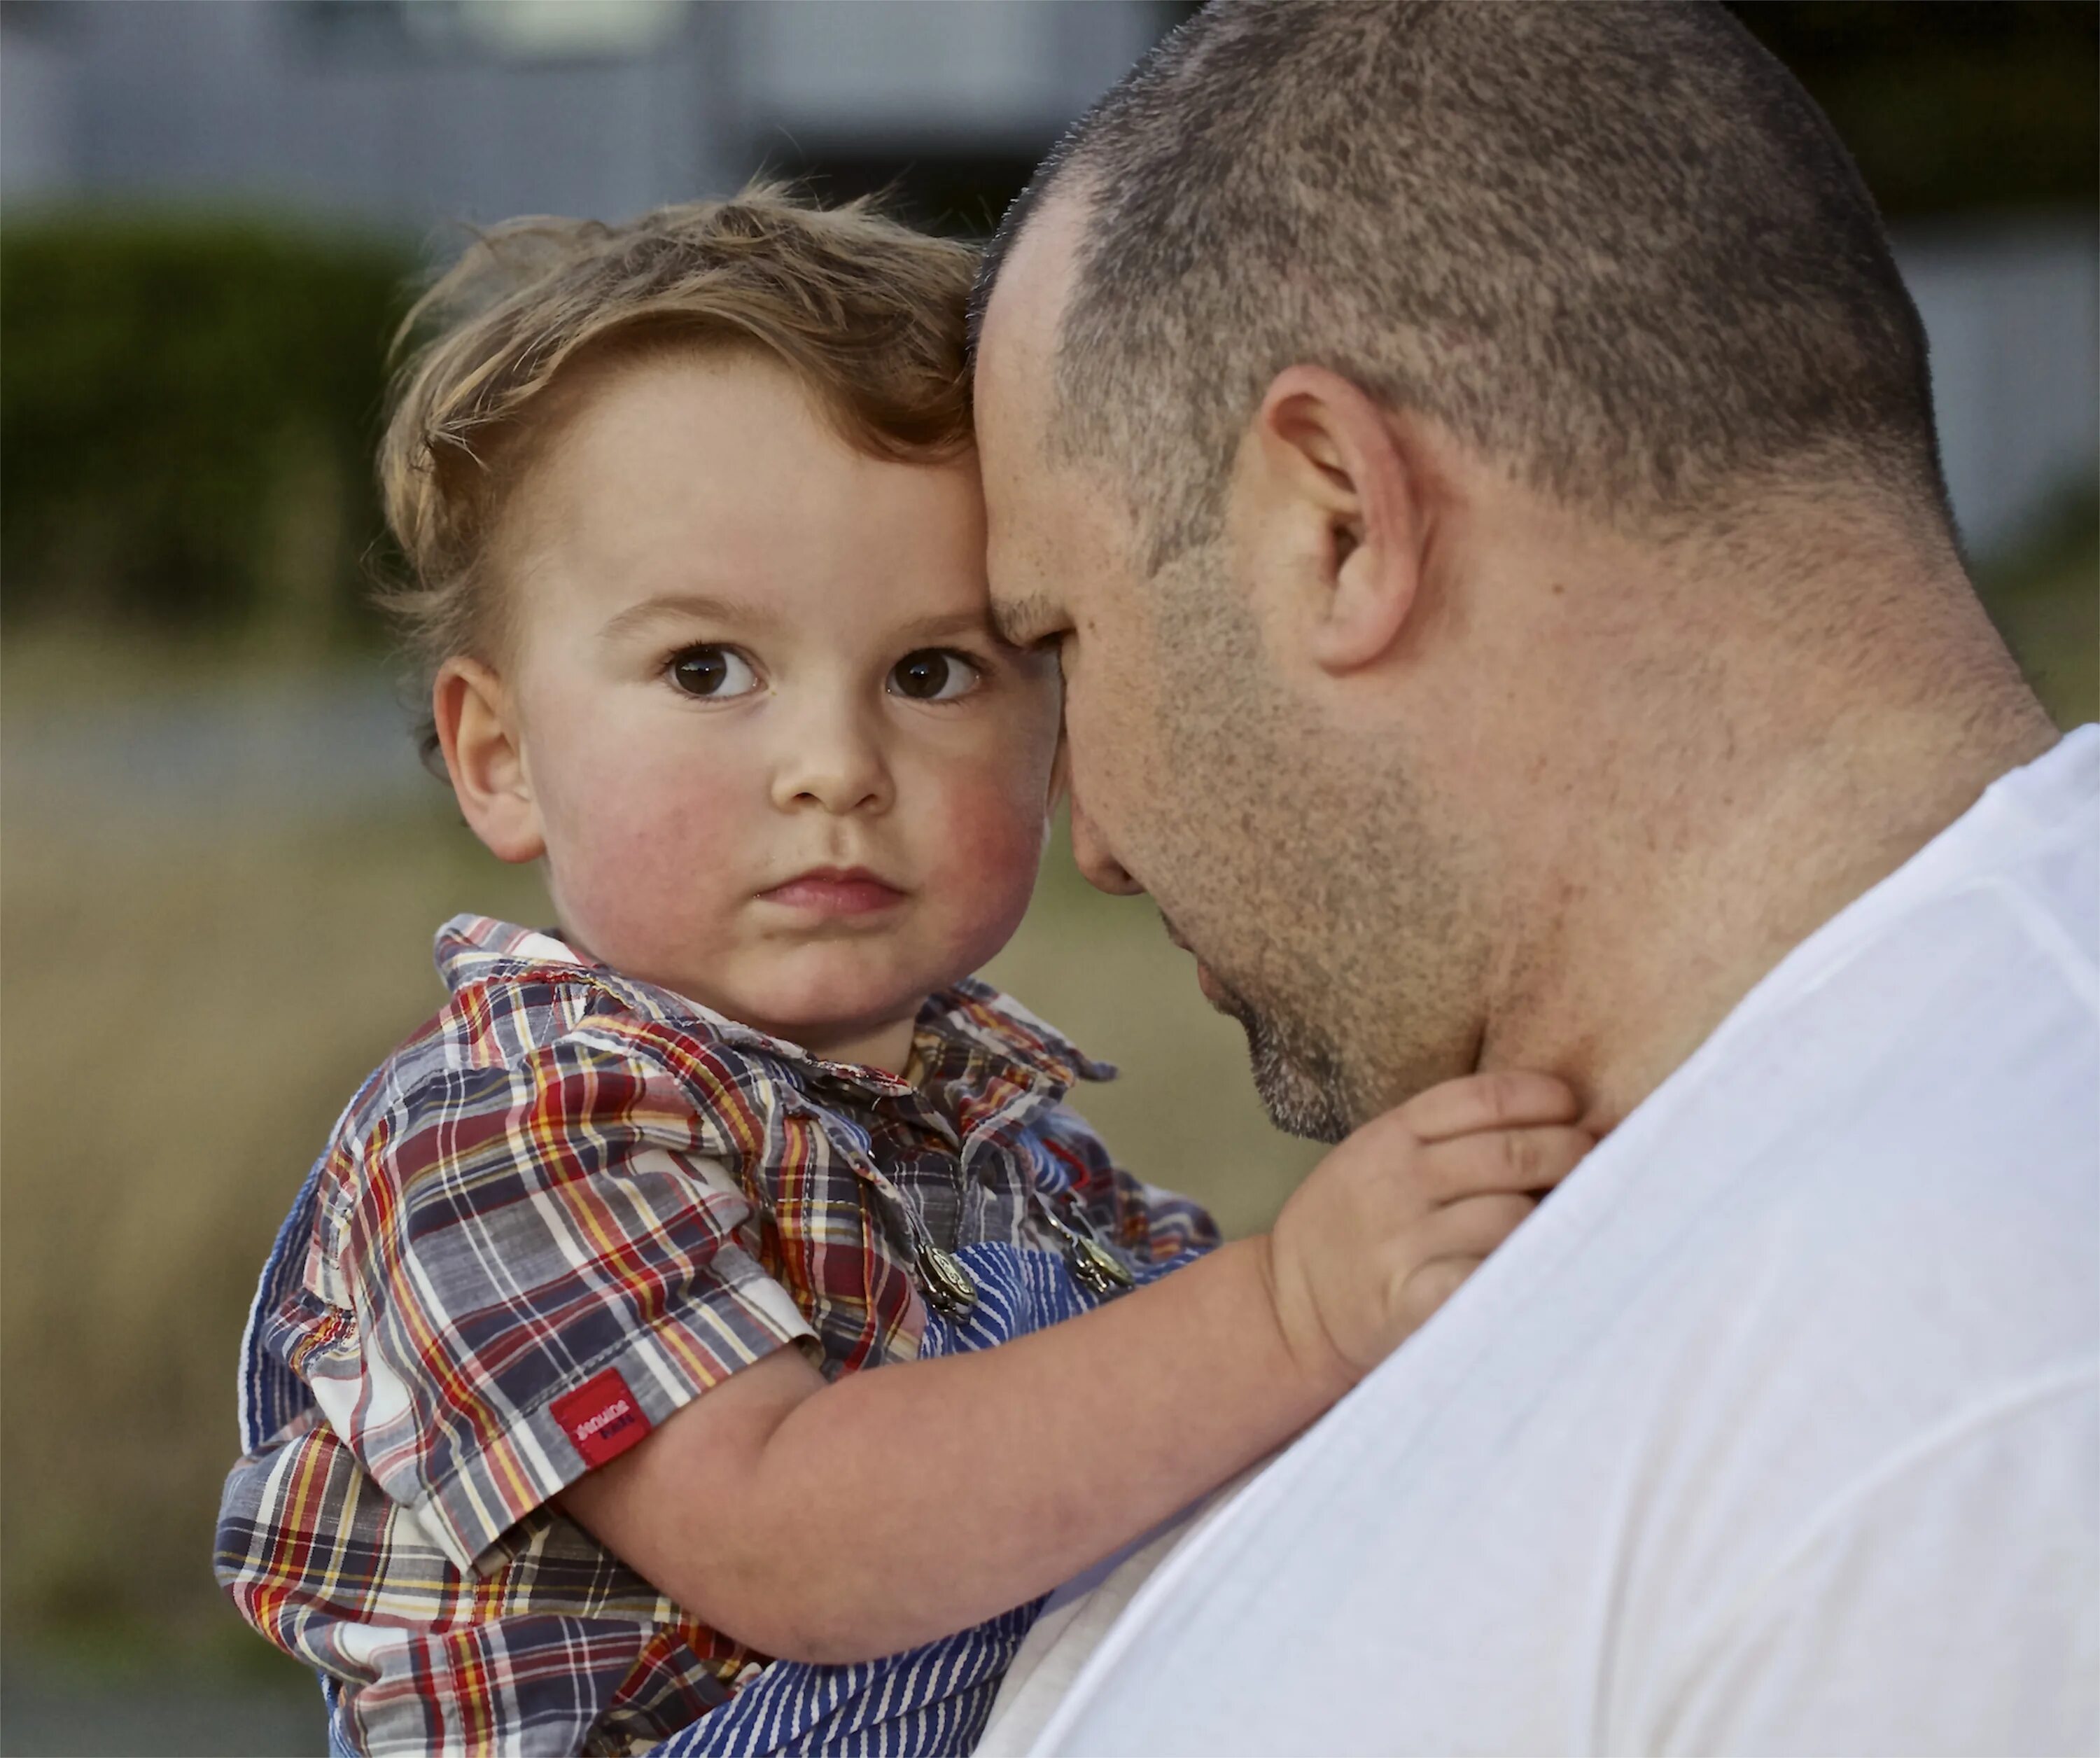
[972,0,1984,1138]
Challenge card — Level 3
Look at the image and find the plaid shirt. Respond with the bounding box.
[216,916,1216,1756]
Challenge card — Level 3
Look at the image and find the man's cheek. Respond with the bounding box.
[1065,663,1152,786]
[1065,699,1156,860]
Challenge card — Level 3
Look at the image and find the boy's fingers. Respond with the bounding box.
[1400,1070,1583,1143]
[1418,1124,1592,1200]
[1408,1190,1539,1264]
[1396,1255,1483,1327]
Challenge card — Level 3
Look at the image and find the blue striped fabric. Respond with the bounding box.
[237,1147,330,1459]
[649,1601,1040,1758]
[238,1150,363,1758]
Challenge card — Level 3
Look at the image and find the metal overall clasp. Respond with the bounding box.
[1035,1189,1136,1299]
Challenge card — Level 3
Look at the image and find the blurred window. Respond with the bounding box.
[290,0,690,64]
[410,0,689,61]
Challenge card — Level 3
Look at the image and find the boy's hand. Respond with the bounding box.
[1263,1071,1592,1395]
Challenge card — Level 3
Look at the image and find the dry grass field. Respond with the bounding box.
[0,518,2089,1725]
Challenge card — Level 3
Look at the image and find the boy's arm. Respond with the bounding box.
[561,1070,1590,1664]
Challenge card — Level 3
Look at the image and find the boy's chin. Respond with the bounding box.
[733,961,953,1038]
[779,935,981,998]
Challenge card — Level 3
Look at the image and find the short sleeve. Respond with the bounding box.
[297,1031,816,1575]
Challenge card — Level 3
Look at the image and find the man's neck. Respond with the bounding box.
[1471,559,2057,1136]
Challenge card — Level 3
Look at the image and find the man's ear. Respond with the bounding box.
[1245,364,1429,674]
[433,656,545,864]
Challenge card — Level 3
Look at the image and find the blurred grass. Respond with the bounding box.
[0,512,2087,1688]
[0,781,543,1682]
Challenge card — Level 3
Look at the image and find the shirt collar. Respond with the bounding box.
[432,914,1112,1099]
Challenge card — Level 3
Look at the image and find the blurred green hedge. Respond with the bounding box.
[1,213,412,641]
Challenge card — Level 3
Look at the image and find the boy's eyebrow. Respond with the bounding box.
[893,609,1004,646]
[598,592,781,641]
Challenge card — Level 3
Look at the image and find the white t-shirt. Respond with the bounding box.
[1024,726,2100,1757]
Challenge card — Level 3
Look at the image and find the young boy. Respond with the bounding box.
[215,189,1588,1757]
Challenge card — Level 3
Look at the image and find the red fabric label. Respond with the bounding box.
[551,1368,651,1468]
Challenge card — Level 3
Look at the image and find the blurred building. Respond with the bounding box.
[0,0,1168,231]
[1901,223,2096,553]
[2,0,2092,556]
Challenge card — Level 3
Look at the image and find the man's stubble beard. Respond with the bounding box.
[1142,546,1487,1142]
[1210,969,1358,1143]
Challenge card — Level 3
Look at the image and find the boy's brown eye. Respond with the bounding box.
[668,645,757,699]
[890,648,979,702]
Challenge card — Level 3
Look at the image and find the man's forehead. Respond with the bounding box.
[976,193,1090,431]
[979,189,1140,636]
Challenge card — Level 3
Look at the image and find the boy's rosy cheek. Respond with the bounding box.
[561,768,751,921]
[935,777,1046,914]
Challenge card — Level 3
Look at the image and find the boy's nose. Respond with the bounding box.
[771,708,893,816]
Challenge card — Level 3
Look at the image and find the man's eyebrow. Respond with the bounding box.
[988,593,1060,648]
[598,592,780,641]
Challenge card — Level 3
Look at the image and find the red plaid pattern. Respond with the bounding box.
[216,916,1216,1755]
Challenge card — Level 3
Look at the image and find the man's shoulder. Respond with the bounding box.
[1520,811,2098,1610]
[1633,729,2096,1325]
[1621,847,2098,1405]
[1336,778,2100,1571]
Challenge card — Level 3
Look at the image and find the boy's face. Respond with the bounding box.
[451,349,1061,1064]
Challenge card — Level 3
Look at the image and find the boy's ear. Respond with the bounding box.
[1242,364,1429,675]
[433,657,545,865]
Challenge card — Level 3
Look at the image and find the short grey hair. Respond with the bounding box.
[974,0,1949,570]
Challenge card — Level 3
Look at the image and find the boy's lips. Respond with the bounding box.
[759,867,907,916]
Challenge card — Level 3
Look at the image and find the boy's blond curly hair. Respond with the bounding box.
[377,184,977,718]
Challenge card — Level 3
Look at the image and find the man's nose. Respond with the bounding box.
[771,702,893,816]
[1069,793,1144,896]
